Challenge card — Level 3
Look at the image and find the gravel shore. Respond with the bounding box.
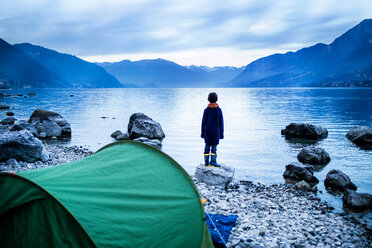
[1,144,370,247]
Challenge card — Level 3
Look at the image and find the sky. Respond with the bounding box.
[0,0,371,67]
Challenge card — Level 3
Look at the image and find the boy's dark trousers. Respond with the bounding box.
[204,144,218,166]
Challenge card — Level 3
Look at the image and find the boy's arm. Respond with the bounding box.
[220,109,224,139]
[201,109,207,138]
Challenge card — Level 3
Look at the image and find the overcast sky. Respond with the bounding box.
[0,0,371,66]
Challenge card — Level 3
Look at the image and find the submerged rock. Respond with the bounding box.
[297,146,330,165]
[324,169,357,193]
[194,164,235,189]
[343,190,372,212]
[28,109,71,138]
[281,123,328,140]
[0,104,10,109]
[127,113,165,140]
[0,129,46,162]
[283,162,319,185]
[346,126,372,150]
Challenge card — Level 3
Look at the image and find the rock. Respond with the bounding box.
[127,113,165,140]
[0,129,45,162]
[346,126,372,150]
[6,111,15,116]
[194,164,235,189]
[281,123,328,140]
[324,169,357,192]
[116,132,130,141]
[295,180,311,191]
[283,162,319,185]
[111,130,123,139]
[133,137,162,149]
[1,117,16,125]
[10,120,38,136]
[28,92,36,96]
[34,119,62,138]
[28,109,71,137]
[297,146,330,165]
[343,190,372,212]
[0,104,10,109]
[5,158,20,168]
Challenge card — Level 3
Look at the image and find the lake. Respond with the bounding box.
[1,88,371,211]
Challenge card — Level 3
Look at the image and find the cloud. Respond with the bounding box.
[0,0,371,66]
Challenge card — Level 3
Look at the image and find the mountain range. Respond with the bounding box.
[0,19,371,88]
[228,19,372,87]
[98,60,243,87]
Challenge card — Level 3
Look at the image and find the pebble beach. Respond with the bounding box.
[1,144,370,248]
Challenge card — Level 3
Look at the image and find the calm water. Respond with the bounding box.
[1,88,371,210]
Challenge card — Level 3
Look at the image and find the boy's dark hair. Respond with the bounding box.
[208,92,218,103]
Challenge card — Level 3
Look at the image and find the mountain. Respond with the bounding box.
[229,19,372,87]
[0,38,64,88]
[98,59,243,87]
[15,43,124,88]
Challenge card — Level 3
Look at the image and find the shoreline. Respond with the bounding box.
[0,144,370,247]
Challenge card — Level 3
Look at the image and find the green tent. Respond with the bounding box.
[0,141,214,248]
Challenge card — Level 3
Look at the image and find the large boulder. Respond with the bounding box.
[281,123,328,140]
[0,129,46,162]
[127,113,165,140]
[297,146,330,165]
[194,164,235,189]
[324,169,357,192]
[28,109,71,137]
[34,119,62,138]
[283,162,319,185]
[343,190,372,212]
[346,126,372,150]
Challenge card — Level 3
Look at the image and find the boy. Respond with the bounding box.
[201,92,224,167]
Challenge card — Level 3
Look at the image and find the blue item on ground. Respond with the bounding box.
[206,213,238,248]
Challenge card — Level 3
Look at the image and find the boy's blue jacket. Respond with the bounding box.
[201,104,224,145]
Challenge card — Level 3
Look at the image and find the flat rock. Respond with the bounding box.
[324,169,357,192]
[343,190,372,212]
[28,109,71,137]
[0,129,46,162]
[133,137,162,149]
[297,146,330,165]
[194,164,235,189]
[281,123,328,140]
[6,111,15,116]
[283,162,319,185]
[127,113,165,140]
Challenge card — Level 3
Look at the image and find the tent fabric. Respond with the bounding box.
[206,213,238,248]
[0,141,214,248]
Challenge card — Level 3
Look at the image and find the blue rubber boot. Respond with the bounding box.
[204,154,210,166]
[210,154,220,168]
